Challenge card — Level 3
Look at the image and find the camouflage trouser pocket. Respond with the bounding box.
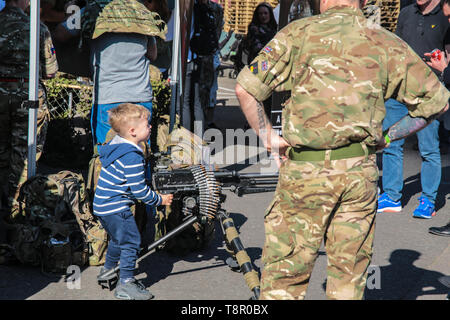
[262,196,295,265]
[362,158,379,184]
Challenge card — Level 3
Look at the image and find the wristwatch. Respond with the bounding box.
[384,133,391,145]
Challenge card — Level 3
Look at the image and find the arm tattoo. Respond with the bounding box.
[387,115,428,142]
[256,101,267,132]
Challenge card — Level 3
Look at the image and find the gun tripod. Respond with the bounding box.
[97,165,276,299]
[97,208,261,300]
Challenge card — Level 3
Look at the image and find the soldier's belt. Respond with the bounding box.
[289,143,376,161]
[0,77,28,83]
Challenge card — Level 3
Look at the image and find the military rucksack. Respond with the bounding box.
[8,170,108,272]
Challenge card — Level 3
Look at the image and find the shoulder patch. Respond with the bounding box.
[261,61,268,71]
[263,46,273,54]
[250,62,258,74]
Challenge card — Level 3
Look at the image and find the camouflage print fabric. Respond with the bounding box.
[0,6,58,214]
[237,6,450,150]
[163,126,207,165]
[85,224,108,266]
[237,5,450,300]
[0,84,49,215]
[260,155,378,300]
[0,6,58,79]
[92,0,167,40]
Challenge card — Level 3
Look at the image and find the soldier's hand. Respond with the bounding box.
[376,135,390,151]
[161,194,174,206]
[267,134,291,168]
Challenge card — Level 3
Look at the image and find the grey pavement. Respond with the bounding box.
[0,76,449,300]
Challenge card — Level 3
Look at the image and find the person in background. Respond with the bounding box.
[52,0,165,146]
[0,0,58,218]
[180,0,222,135]
[425,0,450,236]
[244,2,278,120]
[245,2,278,65]
[206,3,228,130]
[377,0,450,218]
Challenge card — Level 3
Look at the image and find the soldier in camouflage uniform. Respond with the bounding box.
[235,0,450,299]
[0,0,58,217]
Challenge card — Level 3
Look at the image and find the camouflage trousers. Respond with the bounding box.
[0,82,49,216]
[260,154,378,300]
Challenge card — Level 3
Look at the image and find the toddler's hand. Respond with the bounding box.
[161,194,173,206]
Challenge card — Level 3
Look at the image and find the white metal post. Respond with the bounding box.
[169,0,181,133]
[27,0,40,178]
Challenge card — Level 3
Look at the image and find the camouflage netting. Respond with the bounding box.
[41,73,93,169]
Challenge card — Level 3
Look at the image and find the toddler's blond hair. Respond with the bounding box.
[108,103,151,137]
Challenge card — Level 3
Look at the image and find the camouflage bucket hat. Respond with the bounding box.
[92,0,167,40]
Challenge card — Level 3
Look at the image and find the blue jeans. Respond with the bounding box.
[97,210,141,280]
[91,101,153,145]
[382,99,441,203]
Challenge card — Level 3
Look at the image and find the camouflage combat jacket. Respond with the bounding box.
[237,5,450,150]
[0,6,58,79]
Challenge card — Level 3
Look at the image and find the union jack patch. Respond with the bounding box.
[263,46,273,54]
[261,61,268,71]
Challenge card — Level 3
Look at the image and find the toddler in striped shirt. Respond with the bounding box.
[93,103,173,300]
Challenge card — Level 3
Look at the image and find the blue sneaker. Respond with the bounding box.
[413,197,436,219]
[377,193,402,213]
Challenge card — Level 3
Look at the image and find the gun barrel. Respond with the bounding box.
[214,171,278,180]
[156,185,198,192]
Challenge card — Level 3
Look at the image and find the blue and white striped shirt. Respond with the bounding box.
[93,135,162,216]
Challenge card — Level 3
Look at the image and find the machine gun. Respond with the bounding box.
[98,163,279,300]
